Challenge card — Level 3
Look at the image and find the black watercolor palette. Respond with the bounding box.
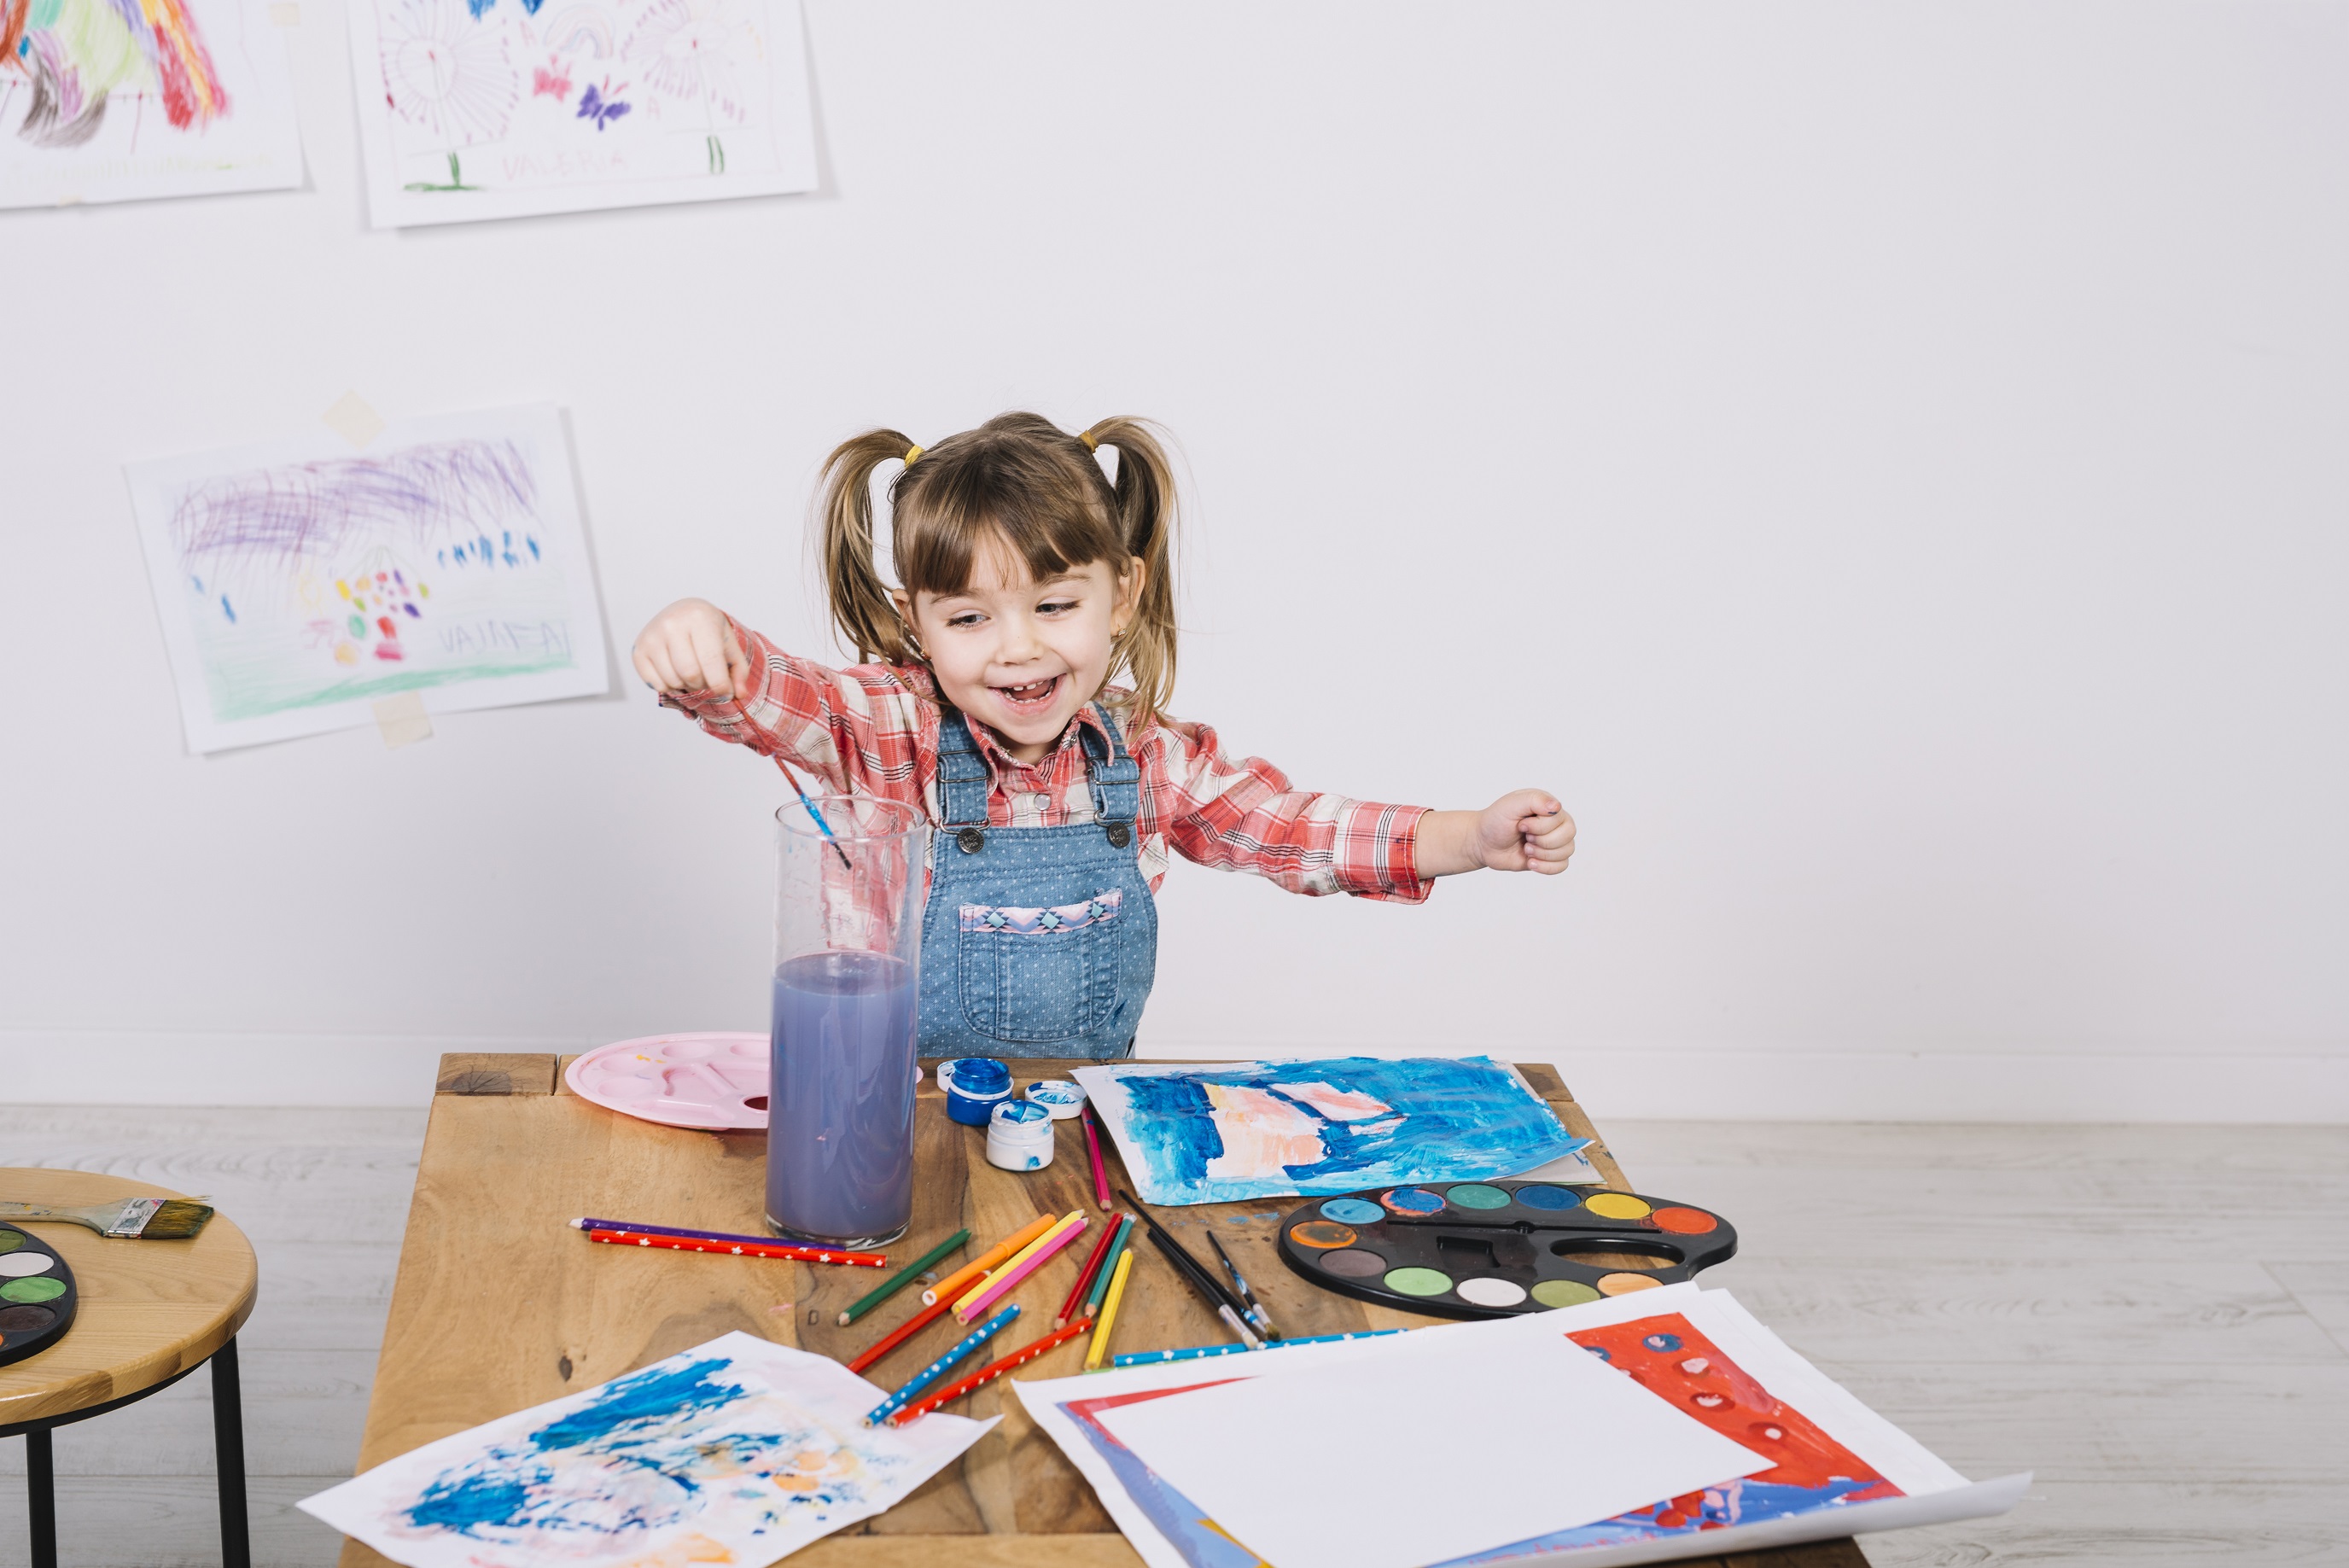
[1275,1180,1736,1320]
[0,1222,77,1367]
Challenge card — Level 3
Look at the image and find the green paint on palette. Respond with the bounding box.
[1384,1266,1453,1297]
[1530,1279,1602,1309]
[1445,1184,1511,1210]
[0,1277,65,1304]
[0,1232,20,1255]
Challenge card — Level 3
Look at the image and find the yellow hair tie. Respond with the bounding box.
[1077,431,1098,452]
[903,445,924,467]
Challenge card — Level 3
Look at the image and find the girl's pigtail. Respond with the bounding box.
[819,429,919,663]
[1078,417,1180,726]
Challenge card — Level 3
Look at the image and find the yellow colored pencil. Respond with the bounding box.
[1084,1250,1135,1372]
[924,1213,1056,1307]
[953,1210,1081,1316]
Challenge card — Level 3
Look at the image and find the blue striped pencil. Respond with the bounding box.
[1110,1328,1407,1368]
[863,1304,1021,1425]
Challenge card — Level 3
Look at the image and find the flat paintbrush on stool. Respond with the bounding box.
[0,1197,214,1239]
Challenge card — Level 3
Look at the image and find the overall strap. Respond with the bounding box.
[933,706,994,827]
[1083,702,1140,827]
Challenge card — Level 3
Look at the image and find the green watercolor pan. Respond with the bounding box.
[0,1223,77,1367]
[1275,1180,1736,1320]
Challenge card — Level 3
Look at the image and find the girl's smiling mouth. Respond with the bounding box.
[991,674,1064,714]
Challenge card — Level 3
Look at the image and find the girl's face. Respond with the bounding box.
[899,541,1145,764]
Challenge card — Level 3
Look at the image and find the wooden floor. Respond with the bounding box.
[0,1108,2340,1566]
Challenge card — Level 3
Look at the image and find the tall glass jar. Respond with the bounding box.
[766,796,929,1248]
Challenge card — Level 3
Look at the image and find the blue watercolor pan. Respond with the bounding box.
[0,1223,79,1367]
[1275,1180,1737,1320]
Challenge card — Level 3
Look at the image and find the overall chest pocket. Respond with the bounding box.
[956,890,1123,1044]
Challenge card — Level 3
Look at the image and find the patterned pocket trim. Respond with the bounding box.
[959,889,1123,936]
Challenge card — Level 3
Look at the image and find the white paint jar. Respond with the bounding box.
[985,1100,1057,1172]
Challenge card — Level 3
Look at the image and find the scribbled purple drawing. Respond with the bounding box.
[127,405,607,753]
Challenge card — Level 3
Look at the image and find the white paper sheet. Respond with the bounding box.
[1015,1285,2029,1568]
[0,0,303,209]
[1091,1326,1770,1568]
[300,1331,997,1568]
[126,402,609,752]
[346,0,816,227]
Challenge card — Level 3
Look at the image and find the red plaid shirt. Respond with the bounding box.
[662,622,1431,902]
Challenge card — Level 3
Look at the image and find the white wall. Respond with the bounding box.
[4,2,2345,1119]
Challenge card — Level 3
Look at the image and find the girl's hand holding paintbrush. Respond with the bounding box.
[632,598,752,701]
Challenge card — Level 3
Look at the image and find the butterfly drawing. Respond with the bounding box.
[577,79,632,130]
[532,61,574,101]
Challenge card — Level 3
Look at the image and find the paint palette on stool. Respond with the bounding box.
[0,1223,78,1367]
[1275,1181,1735,1320]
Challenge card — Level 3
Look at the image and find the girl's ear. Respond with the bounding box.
[890,589,924,654]
[1111,556,1148,635]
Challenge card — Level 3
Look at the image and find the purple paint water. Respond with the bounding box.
[766,949,918,1247]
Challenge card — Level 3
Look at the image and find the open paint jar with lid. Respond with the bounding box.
[985,1100,1056,1171]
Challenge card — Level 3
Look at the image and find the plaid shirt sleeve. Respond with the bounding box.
[1142,717,1431,903]
[657,620,930,804]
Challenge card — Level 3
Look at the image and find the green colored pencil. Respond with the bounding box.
[836,1228,971,1326]
[1081,1214,1134,1320]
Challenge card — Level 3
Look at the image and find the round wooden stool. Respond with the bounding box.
[0,1169,256,1568]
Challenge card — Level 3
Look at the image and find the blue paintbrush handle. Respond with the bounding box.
[864,1304,1020,1425]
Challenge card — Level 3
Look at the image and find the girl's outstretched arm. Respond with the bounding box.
[1412,793,1577,877]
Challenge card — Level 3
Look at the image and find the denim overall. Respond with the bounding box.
[917,703,1158,1059]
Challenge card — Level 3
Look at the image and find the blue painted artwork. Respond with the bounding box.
[298,1332,995,1567]
[1070,1056,1589,1207]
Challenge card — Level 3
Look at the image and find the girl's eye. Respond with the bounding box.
[947,613,984,628]
[1038,600,1077,615]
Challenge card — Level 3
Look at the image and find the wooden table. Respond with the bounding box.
[0,1169,256,1568]
[342,1056,1862,1568]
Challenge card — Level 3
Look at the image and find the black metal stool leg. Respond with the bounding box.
[25,1426,56,1568]
[211,1338,250,1568]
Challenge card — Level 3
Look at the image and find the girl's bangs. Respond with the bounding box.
[895,490,1118,598]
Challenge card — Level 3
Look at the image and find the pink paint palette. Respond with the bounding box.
[566,1033,771,1131]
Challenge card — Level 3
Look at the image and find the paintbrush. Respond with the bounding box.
[0,1197,214,1239]
[1206,1232,1281,1342]
[1148,1230,1263,1351]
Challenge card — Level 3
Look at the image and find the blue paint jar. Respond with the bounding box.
[944,1057,1011,1126]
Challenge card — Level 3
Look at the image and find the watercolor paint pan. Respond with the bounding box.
[0,1222,79,1367]
[1274,1180,1735,1320]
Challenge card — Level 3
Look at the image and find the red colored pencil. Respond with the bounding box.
[889,1317,1093,1425]
[1054,1213,1119,1327]
[1081,1106,1112,1210]
[847,1292,959,1375]
[586,1228,886,1268]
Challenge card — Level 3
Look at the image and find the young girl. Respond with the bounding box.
[634,411,1575,1060]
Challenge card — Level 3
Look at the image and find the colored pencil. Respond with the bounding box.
[924,1213,1056,1306]
[1207,1233,1280,1342]
[1111,1328,1406,1367]
[847,1293,959,1376]
[864,1304,1019,1425]
[839,1228,970,1326]
[1084,1250,1134,1371]
[949,1212,1075,1314]
[889,1317,1093,1425]
[574,1217,834,1249]
[1081,1106,1112,1210]
[1054,1213,1120,1327]
[957,1212,1086,1321]
[1146,1230,1262,1349]
[1081,1214,1134,1320]
[586,1228,885,1268]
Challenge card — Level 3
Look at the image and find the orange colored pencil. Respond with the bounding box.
[888,1317,1093,1425]
[924,1213,1054,1306]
